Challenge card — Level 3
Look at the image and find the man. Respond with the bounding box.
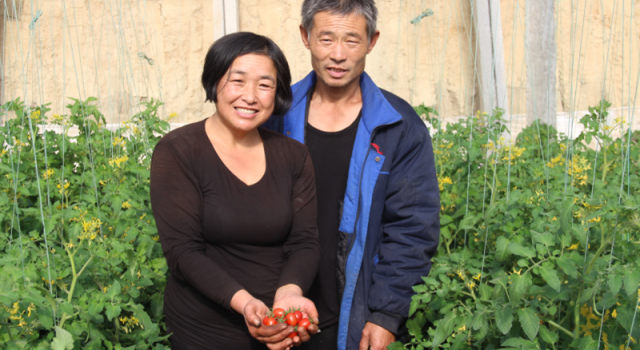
[265,1,439,349]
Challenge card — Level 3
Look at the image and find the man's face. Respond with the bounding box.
[301,11,379,90]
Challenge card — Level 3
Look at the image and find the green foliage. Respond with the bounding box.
[402,102,640,349]
[0,98,170,348]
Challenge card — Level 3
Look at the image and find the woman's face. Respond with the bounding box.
[214,53,277,134]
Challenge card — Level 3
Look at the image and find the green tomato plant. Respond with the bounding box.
[0,97,171,349]
[394,101,640,350]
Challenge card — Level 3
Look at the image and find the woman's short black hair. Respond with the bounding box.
[201,32,292,116]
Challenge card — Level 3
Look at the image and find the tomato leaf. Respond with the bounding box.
[540,262,562,292]
[51,326,74,350]
[508,241,535,259]
[496,236,509,261]
[517,308,539,340]
[623,269,640,297]
[557,253,579,278]
[105,304,121,321]
[495,306,513,334]
[607,272,623,295]
[432,312,457,347]
[539,324,559,344]
[509,273,531,301]
[501,337,537,349]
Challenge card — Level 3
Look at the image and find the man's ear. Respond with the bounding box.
[300,25,311,49]
[367,30,380,53]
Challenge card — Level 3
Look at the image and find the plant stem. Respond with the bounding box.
[65,246,93,304]
[65,245,76,304]
[585,226,608,275]
[601,151,609,183]
[546,319,575,338]
[574,291,581,338]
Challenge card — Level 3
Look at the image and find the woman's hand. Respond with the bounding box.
[273,284,320,345]
[231,290,295,350]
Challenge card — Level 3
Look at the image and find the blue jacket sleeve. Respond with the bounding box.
[367,116,440,334]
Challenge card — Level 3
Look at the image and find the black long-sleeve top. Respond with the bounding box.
[150,119,320,349]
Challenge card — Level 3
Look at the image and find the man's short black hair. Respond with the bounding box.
[201,32,292,116]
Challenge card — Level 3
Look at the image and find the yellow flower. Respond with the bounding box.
[568,243,580,250]
[10,302,19,315]
[27,303,35,317]
[472,273,482,280]
[112,136,126,148]
[456,269,465,280]
[108,155,129,168]
[168,112,178,121]
[587,216,601,224]
[42,168,54,180]
[121,201,132,209]
[29,109,41,122]
[119,314,144,333]
[612,309,617,318]
[551,216,558,221]
[81,217,102,234]
[466,281,476,290]
[502,146,526,162]
[511,268,522,275]
[439,177,453,191]
[583,202,602,210]
[546,154,565,168]
[13,136,29,148]
[57,181,70,194]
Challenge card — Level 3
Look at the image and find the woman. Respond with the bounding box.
[150,32,320,349]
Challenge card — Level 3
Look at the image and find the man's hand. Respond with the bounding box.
[359,322,395,350]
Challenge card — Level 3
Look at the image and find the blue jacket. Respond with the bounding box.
[267,72,440,350]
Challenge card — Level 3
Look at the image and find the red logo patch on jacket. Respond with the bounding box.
[371,143,383,155]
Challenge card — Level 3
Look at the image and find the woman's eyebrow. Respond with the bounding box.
[229,69,275,82]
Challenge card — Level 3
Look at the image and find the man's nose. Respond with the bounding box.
[329,42,347,63]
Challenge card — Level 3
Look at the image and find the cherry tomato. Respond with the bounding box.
[284,312,298,326]
[298,318,311,330]
[272,308,285,318]
[293,310,303,321]
[262,316,277,326]
[287,331,298,339]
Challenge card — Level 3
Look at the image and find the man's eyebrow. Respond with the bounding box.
[317,30,362,39]
[317,30,334,37]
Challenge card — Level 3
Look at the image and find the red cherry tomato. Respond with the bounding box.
[272,308,285,318]
[262,316,277,326]
[287,331,298,339]
[284,312,298,326]
[298,318,311,330]
[293,310,303,321]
